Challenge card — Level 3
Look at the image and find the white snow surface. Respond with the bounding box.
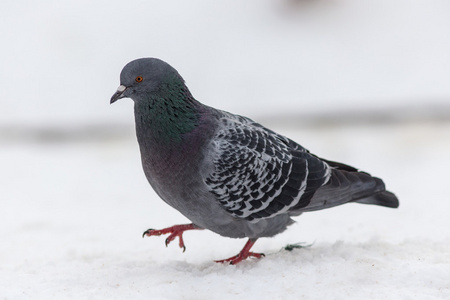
[2,121,450,299]
[1,0,450,126]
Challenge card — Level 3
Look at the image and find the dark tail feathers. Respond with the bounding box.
[300,169,399,212]
[355,190,399,208]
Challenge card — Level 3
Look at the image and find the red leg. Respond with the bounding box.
[142,223,202,252]
[215,239,265,265]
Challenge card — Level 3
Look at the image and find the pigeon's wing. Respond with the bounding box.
[203,115,331,222]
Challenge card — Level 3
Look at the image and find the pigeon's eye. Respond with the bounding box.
[135,76,143,83]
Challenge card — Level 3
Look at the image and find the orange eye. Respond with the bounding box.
[135,76,143,82]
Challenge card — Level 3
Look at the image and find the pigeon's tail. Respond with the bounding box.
[299,167,399,212]
[355,190,399,208]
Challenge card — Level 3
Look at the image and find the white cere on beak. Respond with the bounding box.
[117,85,126,92]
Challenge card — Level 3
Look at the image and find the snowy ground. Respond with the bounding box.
[2,0,450,125]
[1,119,449,299]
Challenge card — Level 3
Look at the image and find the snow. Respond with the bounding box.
[1,0,450,126]
[1,0,450,299]
[2,121,450,299]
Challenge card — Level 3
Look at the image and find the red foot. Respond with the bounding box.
[215,239,265,265]
[143,223,201,252]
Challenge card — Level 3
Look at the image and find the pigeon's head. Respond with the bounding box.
[110,58,182,104]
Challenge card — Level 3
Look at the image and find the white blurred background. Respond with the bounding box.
[1,0,450,128]
[1,1,450,299]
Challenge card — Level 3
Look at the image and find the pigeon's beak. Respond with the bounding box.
[110,85,127,104]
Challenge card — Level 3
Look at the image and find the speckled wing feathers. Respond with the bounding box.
[204,114,331,222]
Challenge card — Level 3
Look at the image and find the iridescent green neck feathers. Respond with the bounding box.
[134,75,200,144]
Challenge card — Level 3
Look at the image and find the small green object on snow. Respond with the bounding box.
[284,242,314,251]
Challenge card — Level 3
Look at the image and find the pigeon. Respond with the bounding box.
[110,58,399,264]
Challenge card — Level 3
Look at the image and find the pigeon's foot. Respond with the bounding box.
[142,223,201,252]
[215,238,264,265]
[215,252,265,265]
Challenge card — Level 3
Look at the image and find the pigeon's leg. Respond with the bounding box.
[142,223,202,252]
[215,238,265,265]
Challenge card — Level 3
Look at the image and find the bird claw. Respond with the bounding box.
[215,252,265,265]
[142,224,199,253]
[164,235,185,251]
[215,239,263,265]
[142,228,156,238]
